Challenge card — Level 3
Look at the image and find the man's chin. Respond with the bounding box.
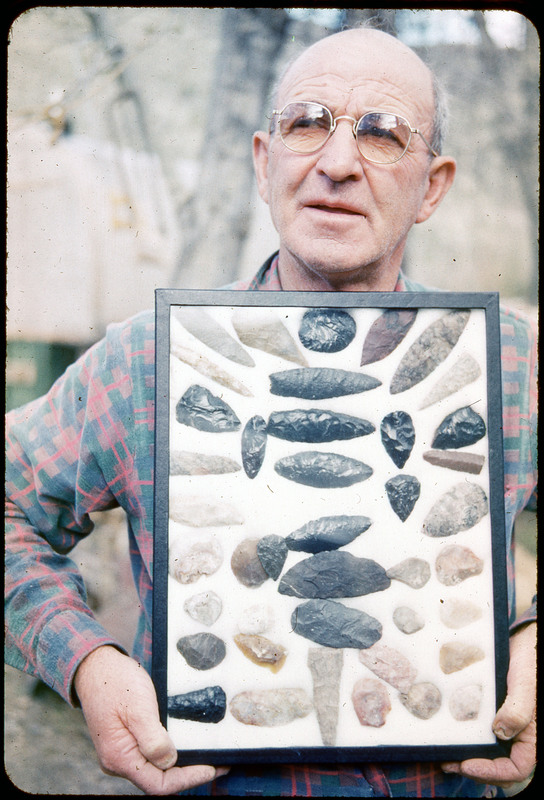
[281,250,387,292]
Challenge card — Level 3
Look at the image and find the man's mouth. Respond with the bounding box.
[306,202,363,216]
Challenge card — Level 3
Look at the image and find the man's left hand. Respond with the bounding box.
[441,622,536,789]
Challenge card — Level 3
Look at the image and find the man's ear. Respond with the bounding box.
[416,156,457,224]
[252,131,271,205]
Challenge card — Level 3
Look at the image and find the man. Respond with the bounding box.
[5,27,536,797]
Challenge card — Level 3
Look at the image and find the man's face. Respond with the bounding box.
[253,30,454,291]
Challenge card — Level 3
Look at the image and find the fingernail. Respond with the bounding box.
[156,752,178,770]
[214,766,230,779]
[442,763,460,774]
[493,724,513,740]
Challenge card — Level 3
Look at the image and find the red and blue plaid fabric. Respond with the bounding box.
[5,256,536,796]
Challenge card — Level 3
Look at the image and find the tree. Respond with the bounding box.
[171,9,290,289]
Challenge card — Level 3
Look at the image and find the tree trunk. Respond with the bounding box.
[172,8,289,289]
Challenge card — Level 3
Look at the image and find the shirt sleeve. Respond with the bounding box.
[502,307,538,632]
[4,318,146,705]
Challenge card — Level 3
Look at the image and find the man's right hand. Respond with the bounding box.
[74,645,229,795]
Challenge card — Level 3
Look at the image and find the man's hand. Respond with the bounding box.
[74,646,229,795]
[442,623,536,789]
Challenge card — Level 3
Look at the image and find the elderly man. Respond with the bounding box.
[5,27,536,797]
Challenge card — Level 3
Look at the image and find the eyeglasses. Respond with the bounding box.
[271,101,438,164]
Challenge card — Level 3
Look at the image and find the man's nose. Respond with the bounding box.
[315,118,364,182]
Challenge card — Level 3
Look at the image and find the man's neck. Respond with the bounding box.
[277,255,400,293]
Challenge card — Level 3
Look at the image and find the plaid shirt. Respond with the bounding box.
[5,255,537,797]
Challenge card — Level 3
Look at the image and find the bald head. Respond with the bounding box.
[273,28,446,154]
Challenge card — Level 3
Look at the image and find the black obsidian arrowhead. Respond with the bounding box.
[298,308,357,353]
[285,515,372,553]
[269,368,381,400]
[176,385,241,432]
[241,415,267,478]
[385,474,421,521]
[380,411,415,468]
[267,408,374,443]
[257,534,288,580]
[168,686,227,723]
[274,451,373,488]
[291,598,382,648]
[431,406,487,449]
[278,550,390,598]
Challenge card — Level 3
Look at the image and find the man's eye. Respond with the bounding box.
[292,117,326,130]
[364,126,397,140]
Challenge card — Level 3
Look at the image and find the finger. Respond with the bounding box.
[442,722,536,788]
[494,625,536,740]
[133,720,178,770]
[443,756,529,789]
[125,758,221,796]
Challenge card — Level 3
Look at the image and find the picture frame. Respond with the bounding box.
[152,288,510,765]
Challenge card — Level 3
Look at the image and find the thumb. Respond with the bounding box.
[128,711,178,770]
[493,624,536,741]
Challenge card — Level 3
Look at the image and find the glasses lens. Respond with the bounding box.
[357,113,411,163]
[278,102,332,153]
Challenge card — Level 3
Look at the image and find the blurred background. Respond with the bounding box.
[5,7,538,795]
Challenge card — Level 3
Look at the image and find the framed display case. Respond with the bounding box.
[153,289,510,765]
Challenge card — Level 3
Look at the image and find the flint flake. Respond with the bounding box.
[399,682,442,719]
[422,482,488,537]
[435,544,484,585]
[440,642,485,674]
[230,688,313,727]
[176,632,226,670]
[234,633,287,672]
[359,643,417,692]
[352,678,391,727]
[386,558,431,589]
[231,538,269,587]
[257,535,288,580]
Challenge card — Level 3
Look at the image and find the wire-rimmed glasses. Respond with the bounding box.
[271,101,438,164]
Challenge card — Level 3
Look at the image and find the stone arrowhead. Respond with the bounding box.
[298,308,357,353]
[168,686,227,723]
[380,410,415,468]
[279,550,390,599]
[360,309,417,366]
[390,310,470,394]
[241,415,267,478]
[274,450,373,488]
[431,406,486,449]
[291,598,382,649]
[385,474,421,521]
[175,384,241,432]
